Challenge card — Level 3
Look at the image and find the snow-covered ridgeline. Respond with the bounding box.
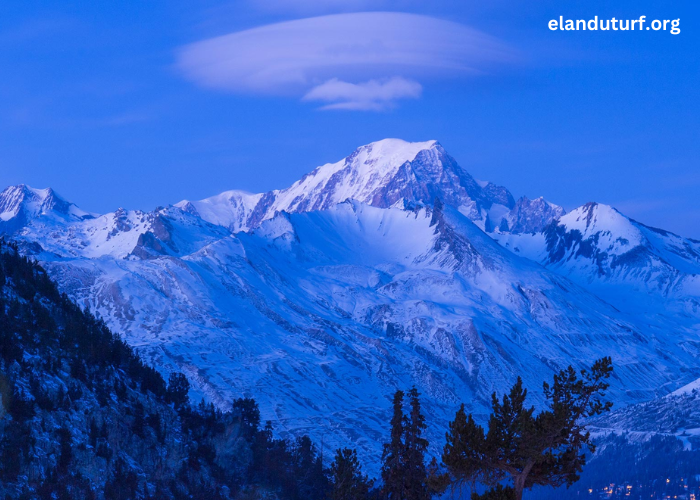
[1,138,699,463]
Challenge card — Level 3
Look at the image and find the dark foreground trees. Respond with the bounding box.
[328,448,373,500]
[442,358,614,500]
[381,387,447,500]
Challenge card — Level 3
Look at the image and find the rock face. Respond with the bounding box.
[176,139,521,232]
[2,138,699,465]
[502,196,565,234]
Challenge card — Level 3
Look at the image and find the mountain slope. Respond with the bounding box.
[2,138,699,469]
[589,376,700,447]
[7,199,699,465]
[0,241,249,499]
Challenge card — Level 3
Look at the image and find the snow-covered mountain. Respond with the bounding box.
[176,139,560,234]
[2,138,699,464]
[495,202,700,314]
[0,184,93,233]
[589,376,700,449]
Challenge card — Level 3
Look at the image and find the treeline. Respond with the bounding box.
[0,239,615,499]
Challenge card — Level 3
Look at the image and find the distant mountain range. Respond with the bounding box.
[2,138,699,463]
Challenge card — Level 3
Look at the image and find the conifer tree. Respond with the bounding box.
[132,401,146,438]
[381,390,406,499]
[403,387,429,500]
[329,448,373,500]
[166,372,190,408]
[442,358,614,500]
[232,397,261,442]
[56,425,73,474]
[381,387,445,500]
[292,436,328,500]
[104,458,139,500]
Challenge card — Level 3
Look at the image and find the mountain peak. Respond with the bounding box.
[500,196,565,234]
[175,139,560,234]
[285,138,442,193]
[175,190,263,231]
[0,184,93,232]
[0,184,50,211]
[353,138,439,166]
[560,202,634,237]
[178,138,476,232]
[267,138,516,228]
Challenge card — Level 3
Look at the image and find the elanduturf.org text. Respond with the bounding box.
[549,16,680,34]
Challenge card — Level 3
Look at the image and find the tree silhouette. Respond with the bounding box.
[166,372,189,408]
[443,358,613,500]
[381,389,406,499]
[233,397,261,442]
[404,387,430,500]
[329,448,373,500]
[381,387,446,500]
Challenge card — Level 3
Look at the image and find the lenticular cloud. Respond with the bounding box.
[303,77,422,111]
[177,12,514,109]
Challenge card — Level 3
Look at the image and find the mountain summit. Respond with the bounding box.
[270,139,514,221]
[177,139,561,233]
[0,184,93,233]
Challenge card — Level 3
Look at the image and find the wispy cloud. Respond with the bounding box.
[303,77,421,110]
[177,12,515,111]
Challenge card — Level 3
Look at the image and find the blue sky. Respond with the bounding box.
[1,0,698,237]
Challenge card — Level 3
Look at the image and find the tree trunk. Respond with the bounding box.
[513,476,524,500]
[513,461,533,500]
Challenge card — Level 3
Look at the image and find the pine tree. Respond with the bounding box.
[442,358,614,500]
[166,372,189,408]
[403,387,429,500]
[471,484,515,500]
[57,425,73,474]
[132,401,146,438]
[292,436,328,500]
[329,448,373,500]
[381,390,406,499]
[441,405,490,493]
[104,458,139,500]
[89,418,99,448]
[232,397,260,442]
[381,388,445,500]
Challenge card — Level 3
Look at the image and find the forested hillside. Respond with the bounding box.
[0,240,327,499]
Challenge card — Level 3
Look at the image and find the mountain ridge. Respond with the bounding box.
[2,138,699,464]
[0,184,94,233]
[174,138,557,234]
